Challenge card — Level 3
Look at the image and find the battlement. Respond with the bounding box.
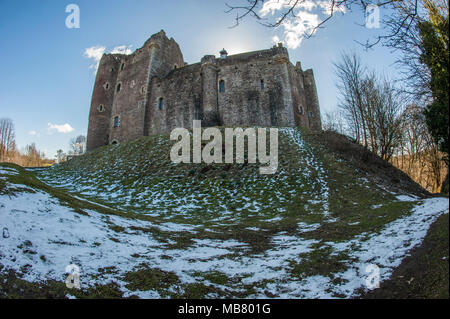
[87,30,321,151]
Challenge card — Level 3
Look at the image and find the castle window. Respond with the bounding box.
[113,116,120,128]
[174,64,178,69]
[141,86,146,94]
[111,140,119,145]
[105,82,110,90]
[260,80,265,91]
[298,106,304,115]
[98,104,105,112]
[116,83,121,93]
[159,98,164,110]
[219,80,225,93]
[120,63,125,71]
[308,111,313,118]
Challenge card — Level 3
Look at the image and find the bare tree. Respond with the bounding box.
[23,143,44,167]
[322,110,347,134]
[226,1,410,39]
[56,149,66,163]
[70,135,86,155]
[334,52,367,146]
[373,78,404,161]
[0,118,16,162]
[225,0,445,101]
[380,0,445,102]
[334,53,404,161]
[396,104,446,192]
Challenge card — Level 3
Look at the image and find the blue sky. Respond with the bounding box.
[0,0,402,158]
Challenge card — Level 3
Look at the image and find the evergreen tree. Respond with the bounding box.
[419,1,449,159]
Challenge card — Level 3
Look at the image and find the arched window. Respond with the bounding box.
[158,98,164,110]
[260,79,265,91]
[116,83,121,93]
[98,104,104,112]
[111,140,119,145]
[219,80,225,93]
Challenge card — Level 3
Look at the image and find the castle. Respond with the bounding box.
[86,30,321,151]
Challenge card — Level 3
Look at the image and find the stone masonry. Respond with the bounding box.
[86,30,322,151]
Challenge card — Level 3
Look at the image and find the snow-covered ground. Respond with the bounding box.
[1,129,448,298]
[0,184,447,298]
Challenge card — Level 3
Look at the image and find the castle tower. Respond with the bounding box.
[200,55,220,126]
[271,43,295,126]
[86,54,121,151]
[303,69,322,131]
[86,30,184,148]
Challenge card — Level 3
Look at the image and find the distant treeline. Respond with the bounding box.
[0,118,55,167]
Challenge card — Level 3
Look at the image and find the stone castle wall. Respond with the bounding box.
[87,30,321,151]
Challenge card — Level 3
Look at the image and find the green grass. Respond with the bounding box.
[288,244,353,279]
[0,127,442,299]
[32,128,416,243]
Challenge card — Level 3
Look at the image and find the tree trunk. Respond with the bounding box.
[441,170,449,195]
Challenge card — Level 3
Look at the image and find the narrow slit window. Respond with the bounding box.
[159,98,164,110]
[260,79,265,91]
[116,83,121,93]
[113,116,120,128]
[219,80,225,93]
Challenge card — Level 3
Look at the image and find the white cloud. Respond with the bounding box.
[84,45,132,73]
[83,46,106,71]
[47,123,74,134]
[110,45,132,55]
[272,35,281,44]
[282,11,321,48]
[29,130,39,137]
[260,0,346,49]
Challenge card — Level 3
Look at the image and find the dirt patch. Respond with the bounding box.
[359,213,449,299]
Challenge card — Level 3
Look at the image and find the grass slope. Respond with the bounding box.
[0,127,448,298]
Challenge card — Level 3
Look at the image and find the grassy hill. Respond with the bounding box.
[0,127,448,298]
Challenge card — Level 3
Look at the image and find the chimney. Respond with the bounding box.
[220,48,228,59]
